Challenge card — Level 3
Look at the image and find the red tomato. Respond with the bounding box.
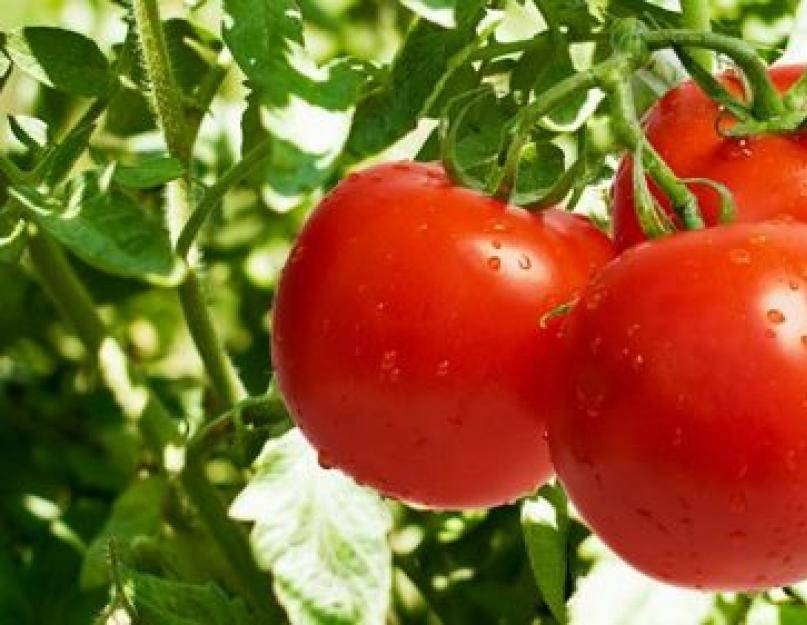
[612,65,807,251]
[549,222,807,590]
[272,161,614,509]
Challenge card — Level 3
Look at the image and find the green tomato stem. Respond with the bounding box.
[608,78,705,231]
[644,29,784,120]
[679,0,713,71]
[493,56,628,200]
[177,137,274,258]
[131,0,192,162]
[132,0,247,409]
[180,460,283,623]
[178,273,249,406]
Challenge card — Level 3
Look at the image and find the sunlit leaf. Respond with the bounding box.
[230,429,393,625]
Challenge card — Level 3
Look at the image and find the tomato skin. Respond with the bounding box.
[272,161,614,509]
[549,222,807,590]
[612,65,807,251]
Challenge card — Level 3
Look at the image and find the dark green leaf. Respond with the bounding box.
[42,123,95,186]
[11,183,185,286]
[81,476,168,589]
[113,157,185,189]
[522,484,570,624]
[4,27,113,98]
[344,0,487,161]
[230,429,393,625]
[225,1,369,197]
[113,571,256,625]
[223,0,367,111]
[163,19,223,98]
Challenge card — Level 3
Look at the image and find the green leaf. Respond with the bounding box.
[400,0,459,28]
[11,183,185,286]
[113,157,185,189]
[163,19,223,98]
[521,484,570,624]
[344,0,487,161]
[223,0,366,111]
[111,571,256,625]
[80,476,168,589]
[224,0,370,198]
[0,210,27,264]
[230,429,393,625]
[3,27,113,98]
[41,123,95,186]
[779,603,807,625]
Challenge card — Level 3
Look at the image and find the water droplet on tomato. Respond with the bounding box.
[787,450,798,472]
[487,257,501,271]
[590,337,603,355]
[730,492,748,513]
[389,368,401,382]
[632,354,645,370]
[634,507,651,519]
[627,323,641,337]
[436,360,451,376]
[672,426,683,447]
[765,329,777,339]
[491,240,502,250]
[318,452,335,470]
[381,350,398,371]
[767,309,786,324]
[789,280,800,291]
[729,530,746,545]
[490,222,507,232]
[518,254,532,270]
[748,234,768,246]
[729,248,751,265]
[376,302,387,313]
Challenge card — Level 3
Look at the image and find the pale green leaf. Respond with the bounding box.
[230,429,393,625]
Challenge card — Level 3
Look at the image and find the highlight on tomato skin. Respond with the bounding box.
[271,160,615,510]
[548,221,807,591]
[612,64,807,251]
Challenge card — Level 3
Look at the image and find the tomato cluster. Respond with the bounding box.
[272,66,807,591]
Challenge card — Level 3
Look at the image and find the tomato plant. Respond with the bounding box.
[549,222,807,590]
[272,161,613,508]
[612,65,807,251]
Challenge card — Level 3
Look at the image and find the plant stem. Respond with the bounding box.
[177,137,273,258]
[132,0,247,408]
[492,56,627,200]
[27,230,275,621]
[179,271,248,406]
[608,79,704,230]
[644,29,784,119]
[679,0,713,71]
[27,231,180,453]
[131,0,191,162]
[180,460,284,623]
